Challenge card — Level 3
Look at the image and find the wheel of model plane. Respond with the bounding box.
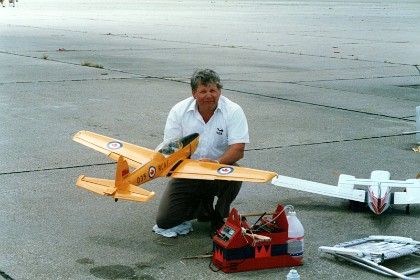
[348,200,366,212]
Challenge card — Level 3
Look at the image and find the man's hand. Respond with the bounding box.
[200,158,219,164]
[200,143,245,165]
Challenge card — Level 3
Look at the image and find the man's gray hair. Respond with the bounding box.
[190,69,223,91]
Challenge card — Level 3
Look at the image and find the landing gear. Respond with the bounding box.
[349,200,366,212]
[406,204,410,214]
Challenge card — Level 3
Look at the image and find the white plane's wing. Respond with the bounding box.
[392,179,420,204]
[271,174,366,202]
[272,174,420,205]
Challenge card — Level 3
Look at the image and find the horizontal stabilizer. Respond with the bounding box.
[76,176,116,195]
[113,189,156,202]
[393,179,420,204]
[76,176,156,202]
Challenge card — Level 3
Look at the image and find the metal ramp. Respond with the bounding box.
[319,236,420,279]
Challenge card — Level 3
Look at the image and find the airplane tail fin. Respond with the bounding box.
[75,156,156,202]
[116,155,131,185]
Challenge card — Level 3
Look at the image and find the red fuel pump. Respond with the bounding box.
[212,204,303,273]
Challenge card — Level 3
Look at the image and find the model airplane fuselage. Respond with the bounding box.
[73,131,277,202]
[363,170,400,214]
[272,170,420,215]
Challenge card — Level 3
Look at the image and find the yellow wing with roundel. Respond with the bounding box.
[167,159,277,183]
[73,130,157,168]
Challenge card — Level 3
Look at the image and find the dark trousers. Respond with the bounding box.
[156,178,242,229]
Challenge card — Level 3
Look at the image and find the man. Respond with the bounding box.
[153,69,249,237]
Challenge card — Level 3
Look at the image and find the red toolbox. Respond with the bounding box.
[212,204,303,273]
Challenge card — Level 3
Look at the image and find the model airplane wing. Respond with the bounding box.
[73,130,156,168]
[392,179,420,204]
[167,159,277,183]
[271,174,366,202]
[272,173,420,205]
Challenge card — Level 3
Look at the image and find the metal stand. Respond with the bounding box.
[319,236,420,279]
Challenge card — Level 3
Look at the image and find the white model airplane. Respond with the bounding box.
[271,170,420,214]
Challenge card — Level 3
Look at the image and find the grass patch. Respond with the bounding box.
[81,61,104,69]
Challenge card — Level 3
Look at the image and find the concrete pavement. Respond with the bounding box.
[0,0,419,279]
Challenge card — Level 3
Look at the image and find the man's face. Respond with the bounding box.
[192,83,221,112]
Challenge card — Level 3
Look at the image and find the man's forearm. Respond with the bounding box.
[217,143,245,165]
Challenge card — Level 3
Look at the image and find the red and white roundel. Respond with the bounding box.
[148,166,156,178]
[217,166,234,175]
[107,141,123,150]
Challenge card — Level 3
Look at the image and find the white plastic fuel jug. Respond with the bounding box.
[286,211,304,262]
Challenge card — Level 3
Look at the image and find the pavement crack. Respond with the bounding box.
[246,133,413,152]
[228,88,416,122]
[0,162,115,176]
[0,270,15,280]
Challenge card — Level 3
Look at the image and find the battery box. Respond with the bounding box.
[212,204,303,273]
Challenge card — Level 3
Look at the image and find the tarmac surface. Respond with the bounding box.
[0,0,419,279]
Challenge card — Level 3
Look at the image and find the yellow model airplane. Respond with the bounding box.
[73,131,277,202]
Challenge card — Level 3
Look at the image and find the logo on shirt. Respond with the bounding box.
[216,128,224,135]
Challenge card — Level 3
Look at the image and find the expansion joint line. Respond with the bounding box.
[0,269,15,280]
[246,133,412,151]
[0,162,115,176]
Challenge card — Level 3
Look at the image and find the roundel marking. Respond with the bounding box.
[217,166,234,175]
[107,141,123,150]
[148,166,156,178]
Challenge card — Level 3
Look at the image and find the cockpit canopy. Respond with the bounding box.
[155,138,183,157]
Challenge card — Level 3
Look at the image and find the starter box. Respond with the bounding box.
[212,204,303,273]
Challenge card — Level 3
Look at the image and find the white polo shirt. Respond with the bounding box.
[164,95,249,160]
